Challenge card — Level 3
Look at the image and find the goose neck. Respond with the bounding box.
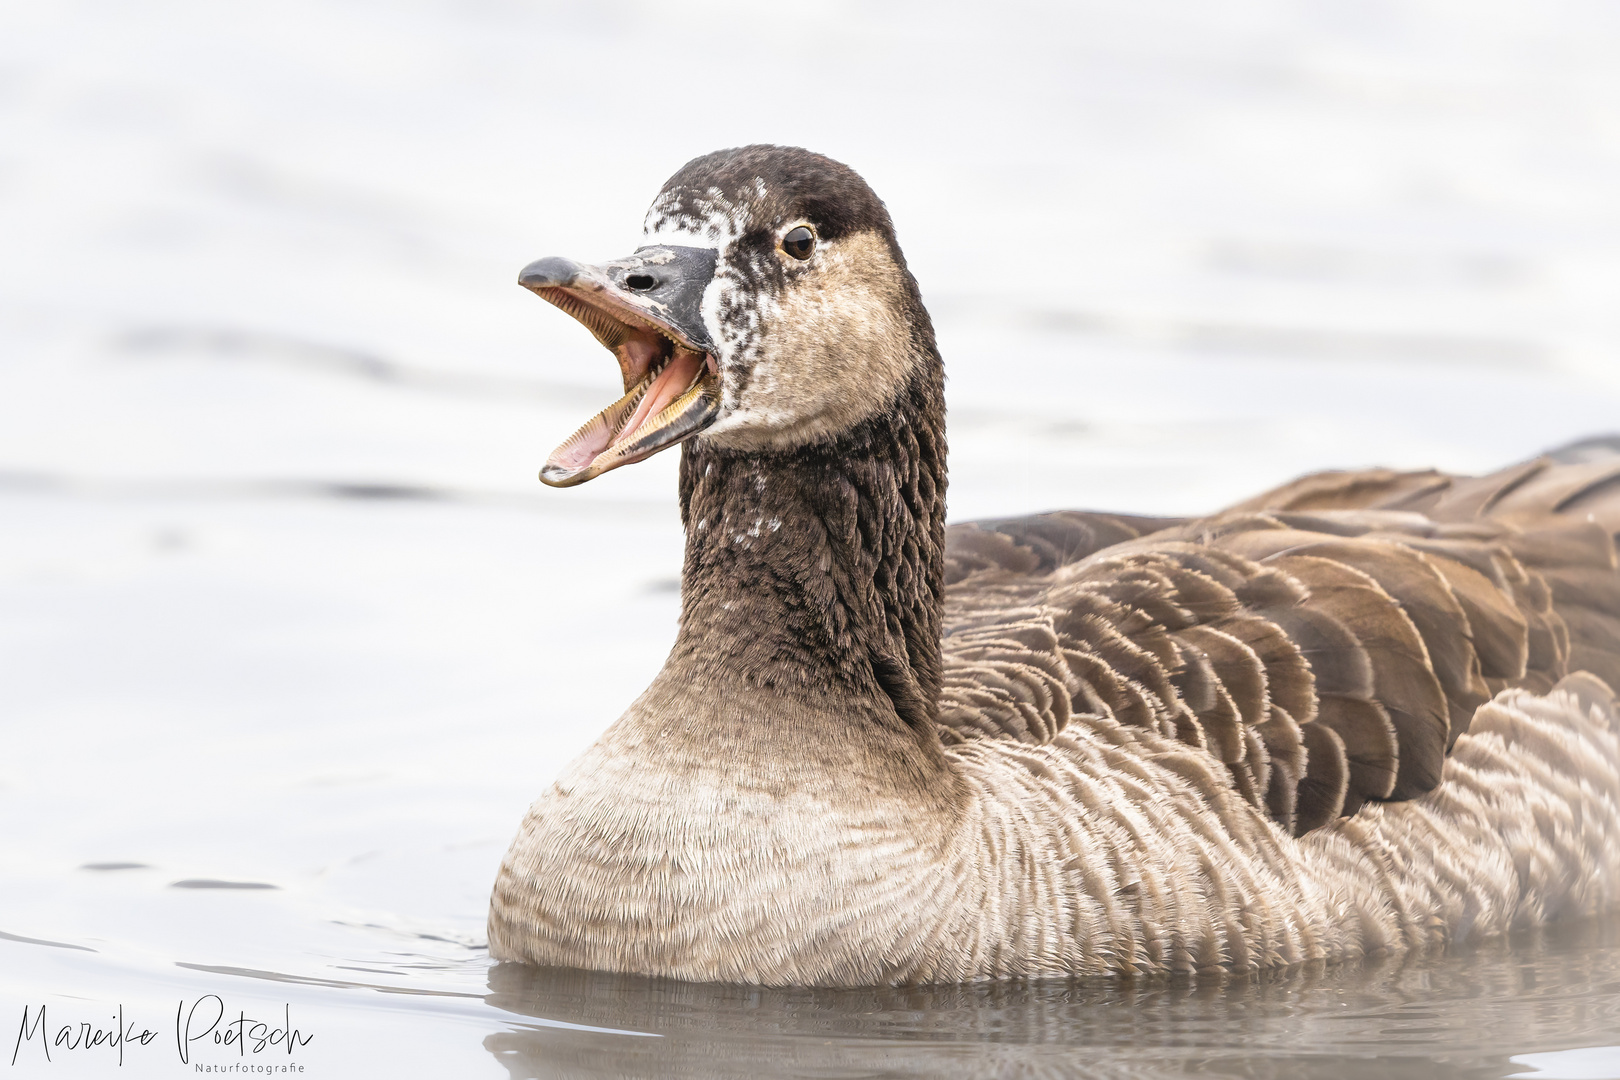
[670,375,947,735]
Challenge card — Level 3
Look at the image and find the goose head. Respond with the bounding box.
[523,144,932,486]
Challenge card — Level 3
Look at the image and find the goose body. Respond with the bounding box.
[489,146,1620,986]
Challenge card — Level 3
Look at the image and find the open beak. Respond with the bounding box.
[520,246,722,487]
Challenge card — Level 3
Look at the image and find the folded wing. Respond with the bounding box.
[938,451,1620,837]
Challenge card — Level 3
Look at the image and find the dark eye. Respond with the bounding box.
[781,226,815,260]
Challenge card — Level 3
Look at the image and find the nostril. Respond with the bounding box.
[625,273,657,291]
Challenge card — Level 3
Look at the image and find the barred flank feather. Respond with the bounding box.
[938,453,1620,836]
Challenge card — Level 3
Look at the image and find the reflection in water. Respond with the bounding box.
[483,915,1620,1079]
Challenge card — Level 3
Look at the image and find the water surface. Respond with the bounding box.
[485,918,1620,1078]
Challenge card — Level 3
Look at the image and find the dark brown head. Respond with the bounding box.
[521,145,938,484]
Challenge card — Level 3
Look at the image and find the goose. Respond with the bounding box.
[489,145,1620,986]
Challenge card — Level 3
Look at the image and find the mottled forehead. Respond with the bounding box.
[643,144,896,249]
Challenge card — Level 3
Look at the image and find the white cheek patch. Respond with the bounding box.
[699,274,731,375]
[699,255,780,415]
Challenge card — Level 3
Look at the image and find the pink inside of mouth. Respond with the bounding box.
[547,348,707,474]
[620,332,666,382]
[618,349,704,446]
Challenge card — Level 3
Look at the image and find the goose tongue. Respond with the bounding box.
[540,347,718,487]
[621,349,705,443]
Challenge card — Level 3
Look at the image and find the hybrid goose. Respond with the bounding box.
[489,145,1620,986]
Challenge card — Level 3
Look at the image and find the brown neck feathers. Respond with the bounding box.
[674,365,947,732]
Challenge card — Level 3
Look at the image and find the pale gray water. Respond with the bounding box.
[486,920,1620,1079]
[6,1,1620,1077]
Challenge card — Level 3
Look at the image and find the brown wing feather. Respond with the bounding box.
[1259,605,1374,699]
[1265,552,1449,799]
[937,445,1620,837]
[1313,695,1398,805]
[1256,704,1306,833]
[1422,553,1529,681]
[943,511,1183,585]
[1295,721,1350,831]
